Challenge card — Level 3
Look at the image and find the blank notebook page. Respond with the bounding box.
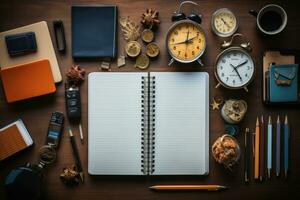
[88,72,147,175]
[151,72,209,175]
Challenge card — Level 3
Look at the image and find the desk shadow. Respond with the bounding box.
[7,93,57,112]
[89,174,209,183]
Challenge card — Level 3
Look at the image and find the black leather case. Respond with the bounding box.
[5,32,37,56]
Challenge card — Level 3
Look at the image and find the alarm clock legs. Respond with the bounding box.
[197,59,204,66]
[168,58,175,66]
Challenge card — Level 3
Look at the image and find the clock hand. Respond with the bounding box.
[221,18,231,28]
[236,60,248,68]
[186,35,198,43]
[230,63,243,81]
[171,40,188,45]
[231,60,248,72]
[185,28,190,42]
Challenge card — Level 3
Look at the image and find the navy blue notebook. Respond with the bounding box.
[72,5,117,59]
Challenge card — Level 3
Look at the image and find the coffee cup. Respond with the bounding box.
[249,4,287,35]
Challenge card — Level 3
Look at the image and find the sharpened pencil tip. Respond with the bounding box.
[68,127,73,137]
[256,117,259,126]
[219,185,228,190]
[277,115,280,123]
[285,115,288,124]
[268,116,272,124]
[79,172,84,183]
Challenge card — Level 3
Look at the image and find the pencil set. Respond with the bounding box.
[244,115,290,183]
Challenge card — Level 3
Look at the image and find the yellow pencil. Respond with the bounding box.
[149,185,227,191]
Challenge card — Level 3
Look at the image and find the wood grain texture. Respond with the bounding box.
[1,0,300,199]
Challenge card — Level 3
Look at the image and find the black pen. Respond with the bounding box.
[244,128,251,183]
[68,128,84,182]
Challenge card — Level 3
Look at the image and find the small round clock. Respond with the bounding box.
[214,34,255,92]
[211,8,238,37]
[166,20,206,66]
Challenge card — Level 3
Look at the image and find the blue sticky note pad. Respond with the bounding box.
[269,64,298,102]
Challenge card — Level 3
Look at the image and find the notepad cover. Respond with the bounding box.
[72,5,117,59]
[0,21,62,83]
[0,119,33,161]
[0,59,56,103]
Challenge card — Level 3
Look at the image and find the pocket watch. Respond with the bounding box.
[214,34,255,92]
[166,1,206,66]
[211,8,238,37]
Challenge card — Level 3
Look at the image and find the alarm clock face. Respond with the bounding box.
[167,20,206,63]
[215,47,255,89]
[211,8,238,37]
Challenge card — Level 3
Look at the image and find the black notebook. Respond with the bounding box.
[72,5,117,59]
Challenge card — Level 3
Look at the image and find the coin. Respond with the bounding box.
[125,41,141,57]
[146,42,159,58]
[135,54,150,70]
[141,29,154,43]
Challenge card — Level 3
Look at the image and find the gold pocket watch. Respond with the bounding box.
[166,1,206,66]
[211,8,238,37]
[214,34,255,92]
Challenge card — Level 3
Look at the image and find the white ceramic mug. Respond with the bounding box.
[249,4,287,35]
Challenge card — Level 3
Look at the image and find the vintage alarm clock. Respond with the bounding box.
[211,8,238,37]
[214,33,255,92]
[166,1,206,66]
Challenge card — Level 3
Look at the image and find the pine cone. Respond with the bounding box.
[141,9,160,28]
[66,65,85,85]
[60,165,80,186]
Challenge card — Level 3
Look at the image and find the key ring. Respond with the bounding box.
[38,145,57,167]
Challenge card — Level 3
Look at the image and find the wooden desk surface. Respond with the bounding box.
[1,0,300,199]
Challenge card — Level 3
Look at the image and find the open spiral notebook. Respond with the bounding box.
[88,72,209,175]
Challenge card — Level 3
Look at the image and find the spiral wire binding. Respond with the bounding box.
[141,75,156,175]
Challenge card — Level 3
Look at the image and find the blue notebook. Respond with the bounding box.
[269,64,299,102]
[72,5,117,59]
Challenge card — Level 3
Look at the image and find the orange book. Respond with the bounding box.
[0,59,56,103]
[0,119,33,161]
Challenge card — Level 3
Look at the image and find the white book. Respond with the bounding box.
[88,72,209,175]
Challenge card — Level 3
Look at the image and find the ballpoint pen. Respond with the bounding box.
[68,128,84,182]
[254,117,260,180]
[276,116,281,177]
[267,116,272,179]
[259,115,265,181]
[245,128,251,183]
[284,115,289,179]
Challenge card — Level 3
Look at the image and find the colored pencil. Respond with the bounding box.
[267,116,272,179]
[276,116,281,177]
[149,185,227,191]
[259,115,265,181]
[284,115,289,179]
